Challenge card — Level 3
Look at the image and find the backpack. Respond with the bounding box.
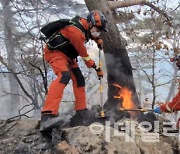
[40,19,70,38]
[40,16,87,50]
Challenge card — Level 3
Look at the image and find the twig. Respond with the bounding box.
[29,58,48,94]
[19,103,34,112]
[0,120,7,129]
[6,107,34,122]
[0,121,18,136]
[171,4,180,12]
[0,55,34,101]
[143,1,172,21]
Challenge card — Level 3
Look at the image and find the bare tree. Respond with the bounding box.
[1,0,20,117]
[130,7,179,108]
[0,0,49,118]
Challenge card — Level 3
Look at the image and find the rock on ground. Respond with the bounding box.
[0,119,179,154]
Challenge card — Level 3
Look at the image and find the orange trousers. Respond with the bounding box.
[42,47,86,115]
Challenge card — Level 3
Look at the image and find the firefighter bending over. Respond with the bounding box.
[40,10,107,129]
[154,55,180,128]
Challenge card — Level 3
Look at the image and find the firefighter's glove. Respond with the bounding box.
[95,67,104,79]
[97,38,103,50]
[154,107,161,114]
[98,43,103,50]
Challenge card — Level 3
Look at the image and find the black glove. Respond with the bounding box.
[92,64,104,79]
[98,43,103,50]
[96,38,103,50]
[95,67,104,78]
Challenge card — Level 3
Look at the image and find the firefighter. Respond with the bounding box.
[154,55,180,128]
[40,10,107,129]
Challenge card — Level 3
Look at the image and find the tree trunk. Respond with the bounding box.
[1,0,20,117]
[84,0,140,119]
[165,63,177,103]
[151,48,156,109]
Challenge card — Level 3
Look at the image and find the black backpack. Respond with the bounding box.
[40,16,87,50]
[40,19,71,39]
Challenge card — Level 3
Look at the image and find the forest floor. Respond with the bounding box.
[0,118,179,154]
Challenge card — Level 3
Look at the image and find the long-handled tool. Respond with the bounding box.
[119,108,154,112]
[98,49,106,118]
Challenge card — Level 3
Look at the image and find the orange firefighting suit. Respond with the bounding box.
[160,89,180,112]
[42,18,102,115]
[160,89,180,128]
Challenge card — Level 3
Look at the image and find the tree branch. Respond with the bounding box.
[155,80,173,87]
[29,62,48,94]
[0,55,34,101]
[143,1,172,21]
[108,0,145,10]
[108,0,172,21]
[6,107,34,122]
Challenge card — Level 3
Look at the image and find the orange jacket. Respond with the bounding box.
[58,18,102,68]
[160,89,180,112]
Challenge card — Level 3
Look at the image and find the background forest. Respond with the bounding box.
[0,0,179,123]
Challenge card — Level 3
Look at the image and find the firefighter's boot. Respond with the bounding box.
[70,108,97,127]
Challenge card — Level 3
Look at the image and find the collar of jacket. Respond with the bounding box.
[79,18,90,31]
[79,18,91,41]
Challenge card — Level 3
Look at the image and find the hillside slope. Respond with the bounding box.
[0,119,179,154]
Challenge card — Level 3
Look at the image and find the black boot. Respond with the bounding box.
[40,111,76,132]
[70,108,97,127]
[40,114,59,132]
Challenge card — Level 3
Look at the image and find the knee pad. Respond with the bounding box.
[60,71,71,85]
[71,67,85,87]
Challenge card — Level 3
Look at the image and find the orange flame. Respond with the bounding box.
[113,83,137,116]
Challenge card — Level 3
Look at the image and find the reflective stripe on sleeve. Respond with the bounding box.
[166,104,172,112]
[81,56,91,61]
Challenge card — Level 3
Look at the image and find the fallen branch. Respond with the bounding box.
[0,120,7,129]
[0,121,18,136]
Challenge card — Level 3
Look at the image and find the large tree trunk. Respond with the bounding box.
[84,0,140,119]
[1,0,20,118]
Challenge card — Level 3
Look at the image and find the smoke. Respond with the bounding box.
[104,52,141,111]
[105,53,135,87]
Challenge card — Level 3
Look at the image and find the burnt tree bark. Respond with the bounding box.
[84,0,140,119]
